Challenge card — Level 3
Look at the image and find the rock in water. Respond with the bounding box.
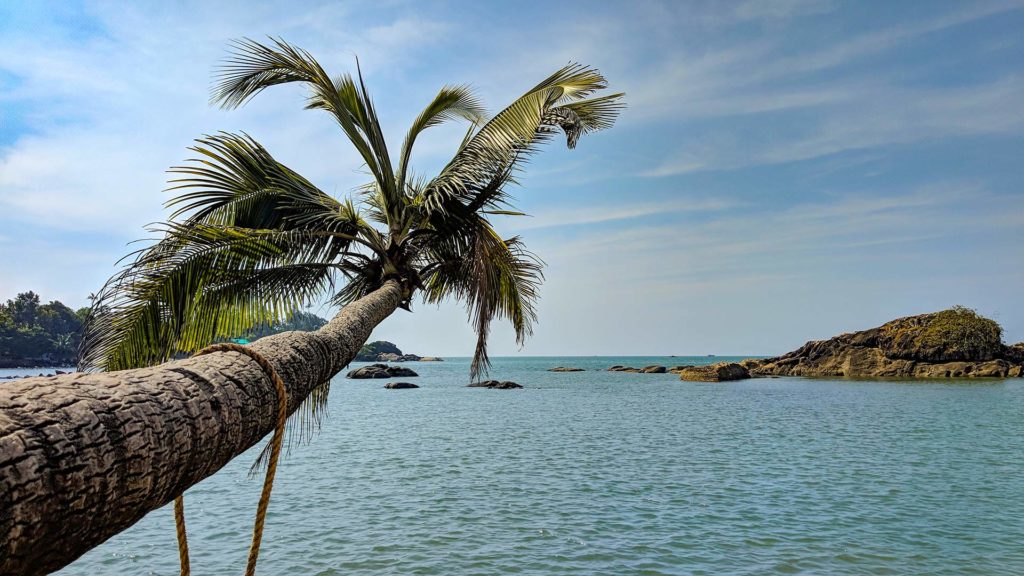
[607,366,641,372]
[607,365,666,373]
[418,357,444,362]
[677,363,750,382]
[384,382,419,389]
[744,307,1024,379]
[548,367,585,372]
[467,380,523,389]
[346,364,419,379]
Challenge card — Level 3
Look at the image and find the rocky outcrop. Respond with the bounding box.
[745,308,1024,379]
[607,365,668,373]
[608,365,641,372]
[384,382,419,389]
[467,380,523,389]
[419,357,444,362]
[548,367,585,372]
[346,364,419,379]
[677,363,750,382]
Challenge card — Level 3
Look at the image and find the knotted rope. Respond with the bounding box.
[174,342,289,576]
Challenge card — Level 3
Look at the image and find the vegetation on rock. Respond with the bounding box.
[356,340,403,361]
[878,305,1003,362]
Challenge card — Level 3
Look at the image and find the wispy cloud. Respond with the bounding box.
[499,197,735,232]
[543,182,1014,278]
[644,74,1024,176]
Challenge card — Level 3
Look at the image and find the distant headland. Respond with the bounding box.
[355,341,442,362]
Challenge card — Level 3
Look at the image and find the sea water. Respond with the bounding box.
[24,356,1024,574]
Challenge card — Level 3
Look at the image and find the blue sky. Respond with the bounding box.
[1,0,1022,355]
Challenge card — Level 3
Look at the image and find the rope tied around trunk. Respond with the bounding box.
[174,342,289,576]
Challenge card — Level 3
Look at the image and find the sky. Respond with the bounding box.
[1,0,1022,356]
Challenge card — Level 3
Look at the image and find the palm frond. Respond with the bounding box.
[166,133,359,233]
[398,85,485,189]
[421,63,623,216]
[211,38,398,217]
[79,224,350,371]
[419,218,543,378]
[250,379,331,475]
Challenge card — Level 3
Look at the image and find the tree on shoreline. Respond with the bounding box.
[1,38,622,574]
[0,291,327,366]
[0,291,89,365]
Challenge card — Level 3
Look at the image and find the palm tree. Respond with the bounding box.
[0,38,622,575]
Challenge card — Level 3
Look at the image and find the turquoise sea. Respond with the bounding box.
[17,356,1024,575]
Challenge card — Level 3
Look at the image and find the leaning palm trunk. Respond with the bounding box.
[0,280,402,576]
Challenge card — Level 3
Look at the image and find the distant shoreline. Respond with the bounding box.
[0,360,76,370]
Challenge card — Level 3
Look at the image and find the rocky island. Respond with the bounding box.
[355,340,442,362]
[739,307,1024,379]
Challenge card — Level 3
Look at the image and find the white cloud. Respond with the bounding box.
[645,74,1024,176]
[2,1,1022,355]
[0,4,453,234]
[733,0,835,21]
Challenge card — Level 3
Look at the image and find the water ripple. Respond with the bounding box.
[52,357,1024,575]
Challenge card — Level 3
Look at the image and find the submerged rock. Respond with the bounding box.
[745,307,1024,379]
[467,380,523,389]
[548,367,585,372]
[384,382,419,389]
[677,363,750,382]
[346,364,419,379]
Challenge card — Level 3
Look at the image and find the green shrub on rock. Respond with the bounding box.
[879,306,1003,362]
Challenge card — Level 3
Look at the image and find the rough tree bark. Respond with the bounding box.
[0,280,403,575]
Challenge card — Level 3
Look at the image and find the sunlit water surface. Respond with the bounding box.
[20,357,1023,575]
